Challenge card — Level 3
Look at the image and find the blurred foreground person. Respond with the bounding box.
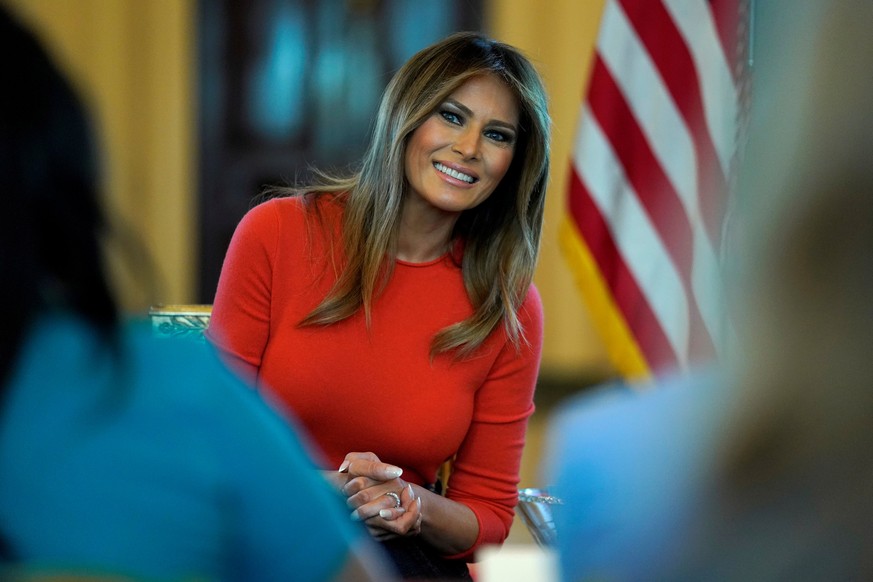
[0,8,391,581]
[545,1,873,580]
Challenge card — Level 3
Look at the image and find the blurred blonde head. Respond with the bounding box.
[692,4,873,577]
[729,0,873,477]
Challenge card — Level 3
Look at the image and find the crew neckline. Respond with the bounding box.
[395,253,450,267]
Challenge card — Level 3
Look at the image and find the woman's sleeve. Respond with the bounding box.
[205,201,280,381]
[445,285,544,560]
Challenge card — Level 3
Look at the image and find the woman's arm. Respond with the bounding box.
[440,286,543,557]
[342,285,544,558]
[206,201,280,380]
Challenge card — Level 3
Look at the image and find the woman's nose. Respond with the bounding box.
[452,128,480,160]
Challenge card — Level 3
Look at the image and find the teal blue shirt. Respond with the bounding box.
[0,315,363,581]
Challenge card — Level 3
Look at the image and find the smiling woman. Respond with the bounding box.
[206,32,551,580]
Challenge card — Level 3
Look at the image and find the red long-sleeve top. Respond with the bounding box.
[207,195,543,559]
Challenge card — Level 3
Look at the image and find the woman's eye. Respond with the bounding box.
[440,110,462,125]
[485,129,514,144]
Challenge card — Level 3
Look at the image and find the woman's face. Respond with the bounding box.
[404,74,519,218]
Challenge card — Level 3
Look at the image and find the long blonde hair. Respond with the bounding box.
[268,32,550,357]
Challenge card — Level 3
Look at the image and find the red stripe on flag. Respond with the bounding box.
[709,0,742,82]
[586,57,716,360]
[568,168,679,371]
[618,0,729,250]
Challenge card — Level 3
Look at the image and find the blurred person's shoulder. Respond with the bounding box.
[120,318,276,413]
[544,366,730,580]
[549,366,725,441]
[544,364,730,502]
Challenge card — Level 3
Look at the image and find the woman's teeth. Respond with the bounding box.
[434,162,475,183]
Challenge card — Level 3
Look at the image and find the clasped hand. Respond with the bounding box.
[335,451,423,540]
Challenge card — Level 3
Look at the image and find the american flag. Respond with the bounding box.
[562,0,746,379]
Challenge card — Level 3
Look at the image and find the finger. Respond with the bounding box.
[346,458,403,481]
[352,488,409,523]
[375,483,415,519]
[404,496,423,535]
[400,483,416,506]
[413,497,423,534]
[337,451,379,473]
[345,482,398,509]
[376,494,421,536]
[345,477,408,508]
[351,501,406,523]
[341,476,380,498]
[377,490,408,520]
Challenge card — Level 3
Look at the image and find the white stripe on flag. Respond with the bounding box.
[663,0,738,176]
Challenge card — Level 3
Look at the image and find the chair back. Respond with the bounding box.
[148,304,212,340]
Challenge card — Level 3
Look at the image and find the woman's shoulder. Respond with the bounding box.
[244,193,345,232]
[254,192,345,214]
[521,283,542,310]
[243,195,305,224]
[519,283,544,331]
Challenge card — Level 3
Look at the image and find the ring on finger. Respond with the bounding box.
[383,491,402,508]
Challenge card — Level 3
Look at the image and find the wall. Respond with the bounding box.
[2,0,196,312]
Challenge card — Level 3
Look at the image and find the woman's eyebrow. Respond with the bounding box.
[444,98,518,133]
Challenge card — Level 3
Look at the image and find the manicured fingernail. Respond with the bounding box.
[416,497,422,510]
[386,466,402,478]
[349,509,362,521]
[338,460,350,473]
[379,509,392,519]
[407,484,415,499]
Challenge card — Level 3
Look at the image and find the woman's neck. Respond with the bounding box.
[396,200,458,263]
